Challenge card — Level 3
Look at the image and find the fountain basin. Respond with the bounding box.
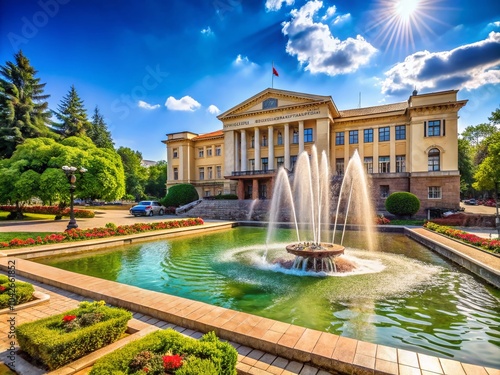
[286,242,345,258]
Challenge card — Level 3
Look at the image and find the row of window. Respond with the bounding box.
[380,185,442,199]
[172,146,223,159]
[336,126,406,145]
[336,148,441,174]
[334,121,444,146]
[250,128,313,148]
[172,166,223,181]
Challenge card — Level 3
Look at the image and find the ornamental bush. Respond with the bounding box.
[213,194,238,200]
[0,275,35,309]
[161,184,199,208]
[16,300,132,369]
[385,192,420,217]
[90,329,237,375]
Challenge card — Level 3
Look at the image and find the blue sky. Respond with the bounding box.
[1,0,499,162]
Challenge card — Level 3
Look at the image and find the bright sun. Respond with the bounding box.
[395,0,419,20]
[367,0,440,53]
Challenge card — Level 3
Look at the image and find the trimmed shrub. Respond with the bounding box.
[90,329,237,375]
[161,184,199,208]
[16,300,132,370]
[0,275,35,309]
[213,194,238,200]
[385,192,420,217]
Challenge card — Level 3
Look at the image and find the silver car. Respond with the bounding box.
[129,201,166,217]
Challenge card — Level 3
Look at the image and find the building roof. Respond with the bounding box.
[338,102,408,117]
[191,130,224,141]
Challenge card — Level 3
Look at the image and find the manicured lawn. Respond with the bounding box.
[0,211,58,221]
[389,219,425,226]
[0,232,52,243]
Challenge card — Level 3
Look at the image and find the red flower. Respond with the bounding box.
[63,315,77,322]
[162,354,183,370]
[0,285,6,292]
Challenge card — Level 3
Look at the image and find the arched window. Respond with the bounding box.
[428,148,440,171]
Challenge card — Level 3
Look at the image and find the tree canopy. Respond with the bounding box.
[0,136,126,209]
[88,106,114,149]
[117,147,148,200]
[52,85,91,138]
[473,131,500,191]
[0,50,53,159]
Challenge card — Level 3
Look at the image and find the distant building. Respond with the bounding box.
[163,88,467,213]
[141,160,158,168]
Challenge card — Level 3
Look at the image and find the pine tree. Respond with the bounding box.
[88,106,114,149]
[53,85,91,137]
[0,50,52,159]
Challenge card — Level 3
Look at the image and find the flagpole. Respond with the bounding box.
[272,61,274,88]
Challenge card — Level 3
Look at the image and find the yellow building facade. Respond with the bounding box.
[163,88,467,213]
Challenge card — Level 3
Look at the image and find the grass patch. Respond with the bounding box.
[0,211,58,221]
[0,232,52,243]
[389,219,425,226]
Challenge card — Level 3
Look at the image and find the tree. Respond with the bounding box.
[117,147,148,200]
[460,123,498,149]
[0,136,125,217]
[52,85,91,138]
[473,132,500,191]
[0,51,53,159]
[88,106,114,149]
[458,138,474,197]
[488,107,500,125]
[144,161,167,198]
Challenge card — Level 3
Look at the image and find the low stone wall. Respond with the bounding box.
[179,199,271,221]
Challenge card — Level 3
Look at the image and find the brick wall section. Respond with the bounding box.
[410,175,461,212]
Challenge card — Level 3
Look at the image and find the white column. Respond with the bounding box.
[241,129,247,171]
[298,120,304,153]
[255,127,261,170]
[234,131,240,171]
[284,123,290,169]
[268,125,274,170]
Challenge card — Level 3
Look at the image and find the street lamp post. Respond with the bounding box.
[62,165,87,231]
[496,181,500,239]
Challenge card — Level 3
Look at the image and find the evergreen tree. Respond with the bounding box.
[53,85,91,137]
[0,50,52,159]
[88,106,114,149]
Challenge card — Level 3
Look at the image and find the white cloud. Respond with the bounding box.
[332,13,351,25]
[207,105,221,115]
[201,26,214,36]
[165,96,201,111]
[381,31,500,96]
[138,100,160,110]
[321,5,336,20]
[265,0,294,11]
[282,0,377,76]
[234,54,250,65]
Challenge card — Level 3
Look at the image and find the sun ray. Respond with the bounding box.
[365,0,450,55]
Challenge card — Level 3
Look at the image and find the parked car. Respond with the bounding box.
[463,198,477,205]
[129,201,166,217]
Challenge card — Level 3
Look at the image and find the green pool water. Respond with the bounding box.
[37,227,500,368]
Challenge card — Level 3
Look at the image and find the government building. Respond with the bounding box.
[163,88,467,214]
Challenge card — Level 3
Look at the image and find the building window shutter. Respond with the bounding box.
[443,120,446,136]
[424,121,427,137]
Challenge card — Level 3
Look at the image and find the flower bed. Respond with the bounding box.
[424,222,500,253]
[0,205,95,218]
[0,275,35,309]
[0,218,204,249]
[90,329,237,375]
[16,300,132,370]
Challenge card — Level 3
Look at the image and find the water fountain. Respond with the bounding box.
[267,146,375,273]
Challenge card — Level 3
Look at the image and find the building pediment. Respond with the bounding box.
[217,88,339,121]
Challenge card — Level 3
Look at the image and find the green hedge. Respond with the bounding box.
[90,329,237,375]
[385,192,420,217]
[16,301,132,370]
[162,184,199,207]
[0,274,35,309]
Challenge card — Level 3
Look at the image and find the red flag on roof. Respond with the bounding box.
[273,67,279,77]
